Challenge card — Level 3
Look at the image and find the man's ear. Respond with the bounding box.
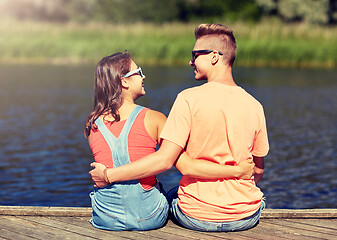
[121,78,129,88]
[211,52,219,65]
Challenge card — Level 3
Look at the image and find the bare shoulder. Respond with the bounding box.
[145,109,167,124]
[144,109,167,141]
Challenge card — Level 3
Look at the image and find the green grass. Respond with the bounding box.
[1,19,336,68]
[234,20,337,68]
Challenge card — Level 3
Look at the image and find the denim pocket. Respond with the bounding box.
[91,192,119,230]
[137,198,169,231]
[229,217,256,232]
[182,216,213,231]
[230,203,264,232]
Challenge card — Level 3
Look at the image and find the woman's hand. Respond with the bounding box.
[89,162,108,188]
[236,159,255,179]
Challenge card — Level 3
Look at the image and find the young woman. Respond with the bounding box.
[85,51,254,231]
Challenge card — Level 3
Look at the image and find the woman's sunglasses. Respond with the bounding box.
[123,67,144,78]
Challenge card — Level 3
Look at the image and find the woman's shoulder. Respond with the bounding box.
[143,108,167,141]
[144,108,166,123]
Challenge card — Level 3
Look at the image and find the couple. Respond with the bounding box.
[85,23,269,232]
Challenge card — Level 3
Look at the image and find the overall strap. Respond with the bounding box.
[94,117,118,148]
[94,105,144,167]
[118,105,144,142]
[95,117,123,167]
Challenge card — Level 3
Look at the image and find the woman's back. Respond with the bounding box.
[89,107,157,189]
[89,106,169,231]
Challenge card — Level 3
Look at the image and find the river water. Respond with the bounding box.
[0,64,336,209]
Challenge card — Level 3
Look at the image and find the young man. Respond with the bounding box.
[90,23,269,232]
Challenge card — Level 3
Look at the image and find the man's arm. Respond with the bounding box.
[253,156,264,184]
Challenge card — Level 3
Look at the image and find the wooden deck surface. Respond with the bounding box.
[0,206,336,240]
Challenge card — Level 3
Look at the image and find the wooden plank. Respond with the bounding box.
[16,216,134,240]
[137,229,191,240]
[1,206,337,240]
[161,219,274,240]
[223,220,312,240]
[0,206,91,217]
[1,215,337,240]
[0,215,82,240]
[261,219,336,239]
[0,227,36,240]
[1,206,337,219]
[58,215,250,240]
[247,219,319,240]
[54,216,157,240]
[196,230,260,240]
[282,219,337,237]
[59,216,220,240]
[157,221,231,240]
[262,208,337,219]
[286,218,337,230]
[173,222,265,240]
[229,221,286,240]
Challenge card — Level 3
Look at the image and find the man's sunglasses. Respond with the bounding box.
[191,50,223,62]
[123,67,144,78]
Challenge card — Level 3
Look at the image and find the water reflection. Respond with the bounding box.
[0,64,336,208]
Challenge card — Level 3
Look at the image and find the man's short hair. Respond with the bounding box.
[195,24,236,66]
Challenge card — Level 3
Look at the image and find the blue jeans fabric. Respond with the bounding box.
[89,106,169,231]
[167,186,265,232]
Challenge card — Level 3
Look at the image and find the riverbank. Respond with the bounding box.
[1,19,336,68]
[1,206,336,239]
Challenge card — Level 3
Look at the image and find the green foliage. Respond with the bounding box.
[1,20,336,68]
[0,0,336,25]
[255,0,277,13]
[256,0,336,24]
[183,0,261,22]
[95,0,180,23]
[68,0,99,23]
[0,0,261,24]
[0,0,98,23]
[278,0,330,24]
[93,0,261,23]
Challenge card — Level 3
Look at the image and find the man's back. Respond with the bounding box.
[160,81,269,221]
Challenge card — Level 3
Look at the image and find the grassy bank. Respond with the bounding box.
[0,20,336,68]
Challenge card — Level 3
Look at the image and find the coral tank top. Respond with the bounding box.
[89,108,157,190]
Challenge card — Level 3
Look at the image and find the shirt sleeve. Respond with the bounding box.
[160,93,191,149]
[252,106,269,157]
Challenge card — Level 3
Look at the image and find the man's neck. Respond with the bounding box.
[207,66,237,86]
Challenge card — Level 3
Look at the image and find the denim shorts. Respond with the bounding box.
[167,186,266,232]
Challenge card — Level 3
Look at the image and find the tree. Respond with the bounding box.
[95,0,180,23]
[255,0,337,24]
[0,0,98,22]
[94,0,261,23]
[181,0,261,22]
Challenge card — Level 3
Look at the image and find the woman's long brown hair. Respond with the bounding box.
[84,52,131,138]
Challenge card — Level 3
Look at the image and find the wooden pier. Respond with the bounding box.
[0,206,336,239]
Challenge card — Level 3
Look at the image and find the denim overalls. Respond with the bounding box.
[90,105,169,231]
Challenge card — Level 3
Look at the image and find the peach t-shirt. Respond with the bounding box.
[160,82,269,222]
